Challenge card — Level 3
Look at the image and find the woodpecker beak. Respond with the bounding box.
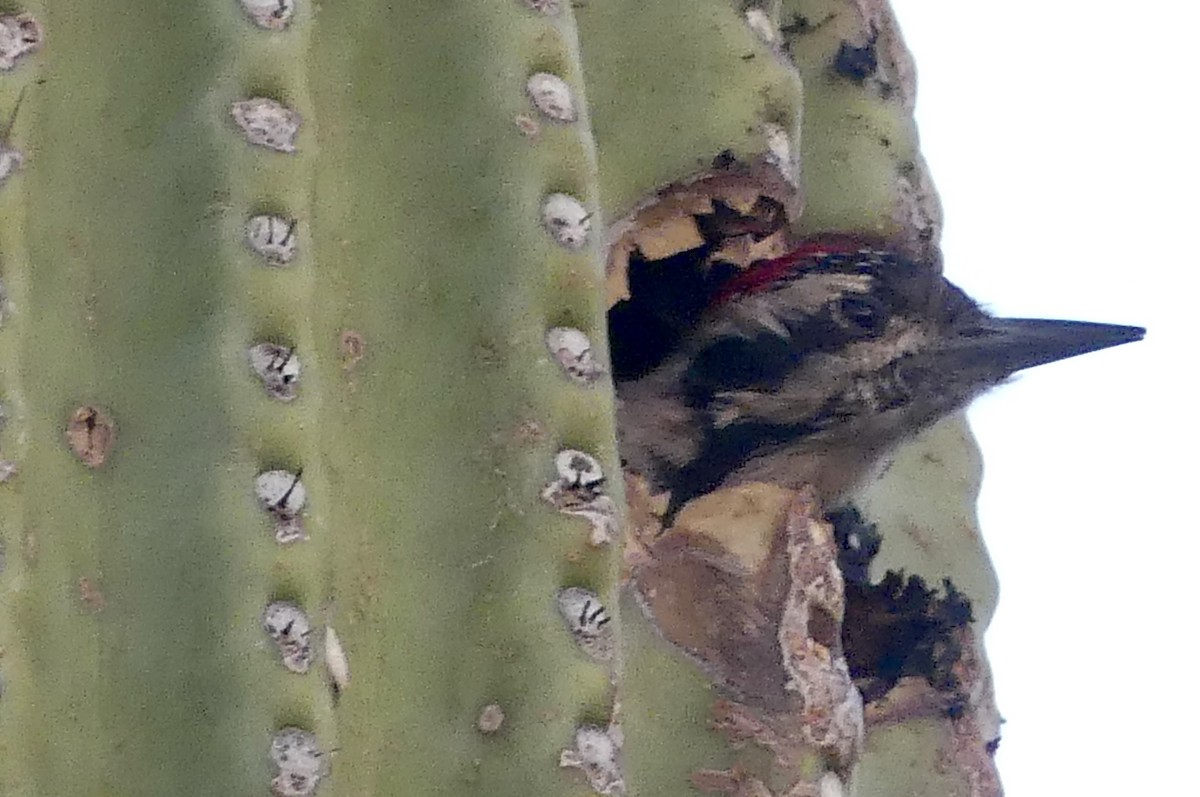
[956,318,1146,376]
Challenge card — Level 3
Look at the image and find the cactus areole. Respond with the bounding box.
[0,2,1142,796]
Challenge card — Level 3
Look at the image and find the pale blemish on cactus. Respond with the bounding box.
[270,727,328,797]
[555,448,604,488]
[541,193,592,249]
[524,0,562,16]
[0,398,12,483]
[526,72,577,123]
[248,342,301,401]
[560,725,625,795]
[542,449,618,546]
[744,7,782,48]
[477,703,506,734]
[240,0,296,31]
[0,140,20,188]
[0,13,41,71]
[556,586,615,662]
[255,469,307,544]
[0,88,30,188]
[262,601,314,674]
[762,121,799,188]
[324,626,349,695]
[231,98,302,153]
[545,326,605,384]
[246,214,299,265]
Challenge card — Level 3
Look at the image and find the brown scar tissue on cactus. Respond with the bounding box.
[64,405,116,468]
[629,486,862,791]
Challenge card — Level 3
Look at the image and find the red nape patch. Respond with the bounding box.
[710,234,884,307]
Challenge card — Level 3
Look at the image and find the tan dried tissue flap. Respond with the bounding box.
[604,161,802,308]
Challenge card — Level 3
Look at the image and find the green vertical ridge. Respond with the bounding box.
[3,1,623,795]
[1,2,259,795]
[308,2,616,794]
[213,0,337,773]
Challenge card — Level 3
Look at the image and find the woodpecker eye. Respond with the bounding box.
[834,295,887,334]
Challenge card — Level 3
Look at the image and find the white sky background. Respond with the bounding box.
[888,1,1199,793]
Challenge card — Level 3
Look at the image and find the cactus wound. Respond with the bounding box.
[859,631,1002,794]
[778,491,863,771]
[606,162,798,390]
[829,507,975,705]
[78,577,106,612]
[604,160,798,310]
[630,486,864,782]
[64,405,116,468]
[338,330,366,370]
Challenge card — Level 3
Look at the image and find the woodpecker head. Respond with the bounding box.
[609,235,1145,519]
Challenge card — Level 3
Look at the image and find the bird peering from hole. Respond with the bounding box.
[609,233,1145,522]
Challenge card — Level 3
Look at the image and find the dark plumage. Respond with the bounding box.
[610,236,1144,520]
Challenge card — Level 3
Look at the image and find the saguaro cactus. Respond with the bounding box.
[1,2,1003,796]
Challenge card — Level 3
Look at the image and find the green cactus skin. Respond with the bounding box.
[1,2,621,795]
[573,0,803,216]
[777,0,935,239]
[0,1,999,796]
